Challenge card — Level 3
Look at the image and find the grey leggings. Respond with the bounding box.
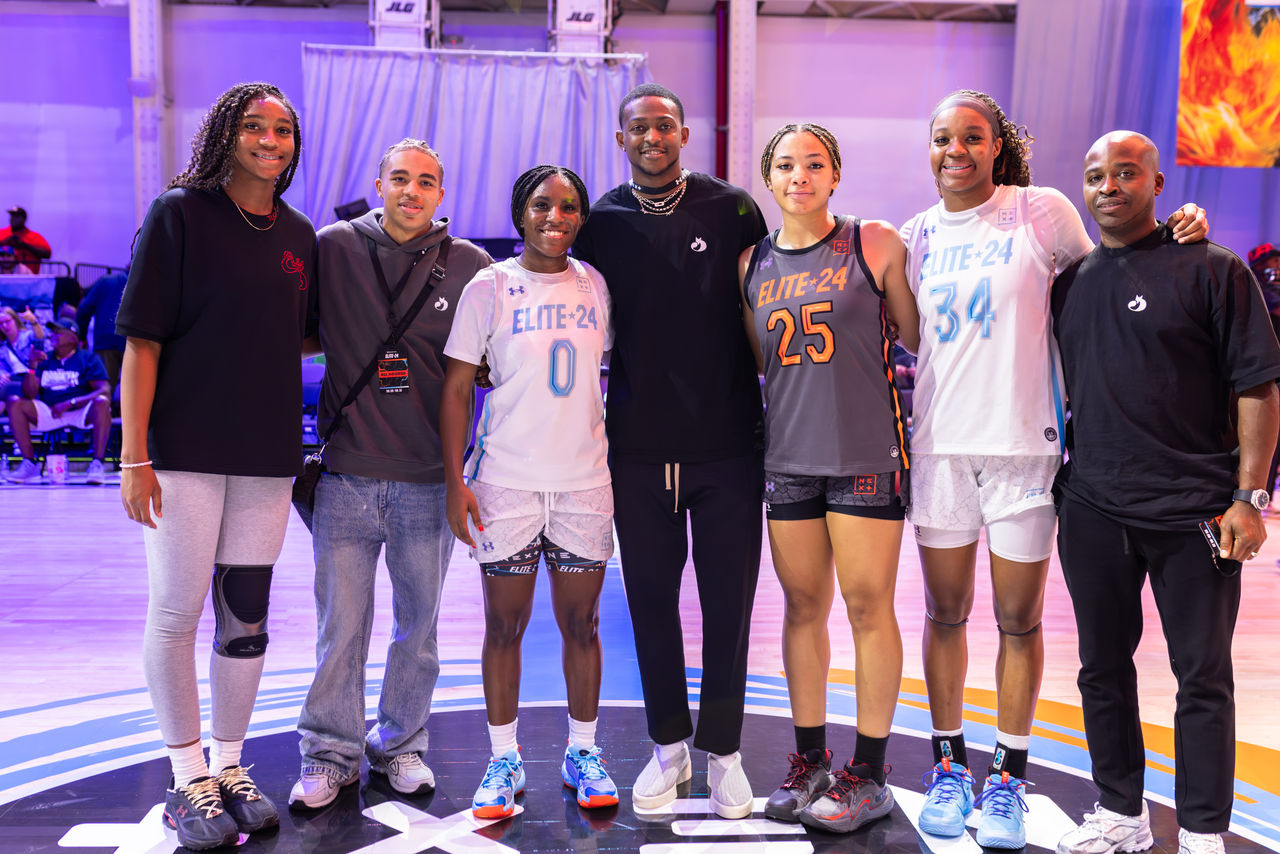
[142,471,291,748]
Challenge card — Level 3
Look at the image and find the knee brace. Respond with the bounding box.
[926,611,969,629]
[211,564,273,658]
[997,621,1041,637]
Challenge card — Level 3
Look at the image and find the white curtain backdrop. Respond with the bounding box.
[301,45,651,237]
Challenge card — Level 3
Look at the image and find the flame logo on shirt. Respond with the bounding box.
[281,251,307,291]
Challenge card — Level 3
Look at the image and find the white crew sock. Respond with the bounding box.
[568,715,597,752]
[169,742,209,788]
[208,737,243,775]
[489,718,518,758]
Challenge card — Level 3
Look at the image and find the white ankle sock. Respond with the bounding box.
[208,738,243,774]
[489,719,518,758]
[995,730,1030,750]
[169,743,209,788]
[568,716,597,752]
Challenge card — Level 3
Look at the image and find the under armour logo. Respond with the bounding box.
[690,237,707,252]
[481,542,494,552]
[764,480,775,493]
[759,255,773,270]
[508,286,526,296]
[1127,294,1147,312]
[434,297,449,311]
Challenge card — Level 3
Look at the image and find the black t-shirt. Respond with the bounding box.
[1051,224,1280,528]
[573,172,767,463]
[117,187,317,477]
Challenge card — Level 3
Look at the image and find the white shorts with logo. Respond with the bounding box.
[34,399,96,432]
[909,453,1060,561]
[468,480,615,565]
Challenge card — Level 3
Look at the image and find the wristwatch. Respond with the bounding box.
[1232,488,1270,511]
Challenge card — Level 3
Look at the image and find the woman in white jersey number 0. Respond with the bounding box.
[900,90,1207,849]
[441,164,617,822]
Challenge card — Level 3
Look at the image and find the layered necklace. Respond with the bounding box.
[232,197,279,231]
[630,169,690,216]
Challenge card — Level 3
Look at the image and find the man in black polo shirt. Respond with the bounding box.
[572,83,766,818]
[1052,131,1280,854]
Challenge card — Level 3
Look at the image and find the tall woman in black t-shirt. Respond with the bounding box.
[117,82,315,851]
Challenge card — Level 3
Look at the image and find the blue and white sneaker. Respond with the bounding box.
[472,749,525,819]
[975,771,1031,849]
[918,759,975,837]
[561,745,619,809]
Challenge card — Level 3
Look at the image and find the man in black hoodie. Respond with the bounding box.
[290,139,491,809]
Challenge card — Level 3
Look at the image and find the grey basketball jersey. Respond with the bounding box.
[743,216,908,475]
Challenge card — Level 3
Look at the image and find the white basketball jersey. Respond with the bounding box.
[900,184,1092,455]
[444,256,613,491]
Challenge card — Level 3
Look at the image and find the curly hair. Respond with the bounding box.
[930,89,1034,188]
[509,165,591,238]
[168,82,301,198]
[760,123,842,186]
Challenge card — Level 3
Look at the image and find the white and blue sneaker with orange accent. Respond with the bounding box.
[919,758,975,837]
[562,745,619,809]
[975,771,1031,849]
[472,749,525,819]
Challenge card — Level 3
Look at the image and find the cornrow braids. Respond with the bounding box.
[510,165,591,237]
[760,123,842,185]
[168,82,301,199]
[944,89,1034,187]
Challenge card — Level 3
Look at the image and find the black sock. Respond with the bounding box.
[931,733,969,769]
[990,741,1029,779]
[794,725,826,758]
[851,733,889,785]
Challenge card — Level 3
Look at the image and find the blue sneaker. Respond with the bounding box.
[561,745,619,809]
[472,749,526,819]
[975,771,1030,849]
[918,759,975,837]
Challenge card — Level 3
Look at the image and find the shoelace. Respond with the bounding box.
[181,777,226,818]
[218,765,262,800]
[822,767,868,801]
[781,752,825,790]
[481,757,518,790]
[919,762,975,804]
[572,748,610,781]
[974,775,1031,818]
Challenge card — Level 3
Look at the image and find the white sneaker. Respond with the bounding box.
[631,742,691,809]
[288,765,359,809]
[85,459,107,485]
[9,458,42,484]
[1058,802,1153,854]
[369,751,435,795]
[1178,829,1225,854]
[708,751,753,819]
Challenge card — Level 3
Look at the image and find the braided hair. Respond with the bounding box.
[168,82,301,199]
[760,123,842,186]
[931,89,1034,188]
[510,165,591,237]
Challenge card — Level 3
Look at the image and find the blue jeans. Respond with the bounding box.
[297,472,452,775]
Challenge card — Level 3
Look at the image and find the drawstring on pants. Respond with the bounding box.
[664,462,681,513]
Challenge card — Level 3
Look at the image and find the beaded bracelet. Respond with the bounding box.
[120,460,153,469]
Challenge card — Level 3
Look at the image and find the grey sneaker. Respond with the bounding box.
[798,763,894,834]
[288,765,360,810]
[163,775,240,850]
[765,749,834,822]
[215,764,278,833]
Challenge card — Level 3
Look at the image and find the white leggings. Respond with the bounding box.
[142,471,291,748]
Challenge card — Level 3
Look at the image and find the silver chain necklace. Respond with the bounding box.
[630,170,689,216]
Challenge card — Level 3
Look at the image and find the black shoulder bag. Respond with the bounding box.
[292,236,452,530]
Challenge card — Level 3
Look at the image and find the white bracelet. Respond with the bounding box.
[120,460,153,469]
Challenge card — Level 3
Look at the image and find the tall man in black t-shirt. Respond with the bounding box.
[572,84,767,819]
[1052,132,1280,854]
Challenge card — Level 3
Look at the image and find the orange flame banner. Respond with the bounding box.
[1179,0,1280,166]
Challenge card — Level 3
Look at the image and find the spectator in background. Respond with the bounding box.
[0,246,35,275]
[5,319,111,484]
[0,207,52,273]
[1,306,46,412]
[77,269,129,390]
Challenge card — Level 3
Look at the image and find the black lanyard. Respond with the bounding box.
[365,236,428,331]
